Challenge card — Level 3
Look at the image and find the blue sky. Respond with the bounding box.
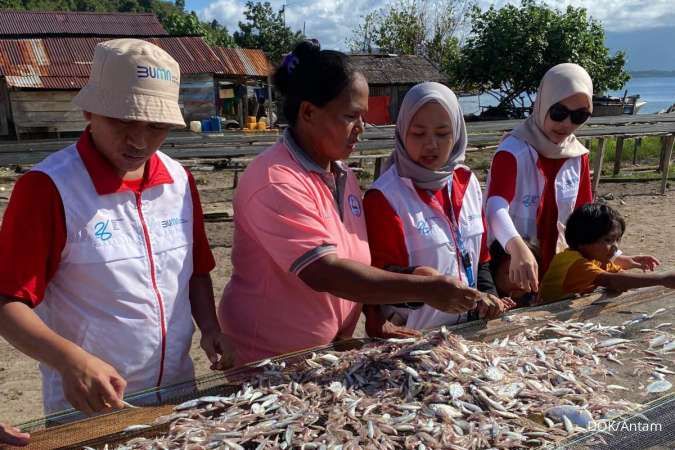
[186,0,675,70]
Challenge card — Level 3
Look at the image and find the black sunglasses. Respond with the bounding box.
[548,103,591,125]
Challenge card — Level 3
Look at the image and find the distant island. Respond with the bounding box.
[630,70,675,78]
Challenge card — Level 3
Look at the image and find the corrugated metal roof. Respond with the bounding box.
[0,11,168,37]
[0,37,225,88]
[213,47,271,78]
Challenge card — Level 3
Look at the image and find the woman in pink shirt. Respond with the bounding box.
[218,40,485,366]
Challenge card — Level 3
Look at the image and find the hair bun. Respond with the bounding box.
[293,39,321,66]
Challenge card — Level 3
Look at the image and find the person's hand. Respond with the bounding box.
[200,329,235,371]
[620,255,660,271]
[58,350,126,416]
[662,272,675,289]
[529,292,544,306]
[476,294,516,320]
[423,276,482,314]
[0,423,30,446]
[505,237,539,293]
[412,266,442,277]
[364,305,421,339]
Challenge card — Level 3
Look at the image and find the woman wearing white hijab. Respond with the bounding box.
[363,82,514,335]
[485,63,594,294]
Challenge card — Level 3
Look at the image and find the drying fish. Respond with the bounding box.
[108,319,667,450]
[646,380,672,393]
[545,406,593,428]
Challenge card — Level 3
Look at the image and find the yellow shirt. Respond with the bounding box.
[540,249,623,303]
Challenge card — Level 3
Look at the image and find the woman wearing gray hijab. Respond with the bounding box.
[363,82,514,335]
[485,64,595,296]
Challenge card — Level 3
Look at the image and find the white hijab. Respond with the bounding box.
[384,82,468,190]
[510,63,593,159]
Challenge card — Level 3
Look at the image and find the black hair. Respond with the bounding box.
[273,39,359,127]
[489,239,540,274]
[565,203,626,250]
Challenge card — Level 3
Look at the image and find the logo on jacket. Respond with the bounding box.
[522,195,540,208]
[416,219,432,235]
[161,217,188,228]
[94,220,113,241]
[348,195,362,217]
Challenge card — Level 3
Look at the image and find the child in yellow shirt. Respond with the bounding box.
[540,203,675,303]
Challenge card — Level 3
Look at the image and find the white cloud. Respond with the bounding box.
[199,0,246,32]
[481,0,675,32]
[197,0,673,50]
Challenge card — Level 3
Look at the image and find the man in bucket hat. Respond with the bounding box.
[0,39,233,416]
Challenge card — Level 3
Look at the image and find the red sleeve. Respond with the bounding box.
[479,213,490,263]
[487,151,517,202]
[0,172,66,307]
[575,153,593,207]
[363,189,409,269]
[186,169,216,275]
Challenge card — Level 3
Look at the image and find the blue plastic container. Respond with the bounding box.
[210,116,222,132]
[200,118,211,132]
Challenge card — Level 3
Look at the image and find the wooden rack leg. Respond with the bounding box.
[592,138,606,199]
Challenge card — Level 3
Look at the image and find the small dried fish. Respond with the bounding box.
[646,380,672,393]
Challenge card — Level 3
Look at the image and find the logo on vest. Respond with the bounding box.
[348,195,362,217]
[161,217,188,228]
[416,219,432,236]
[522,195,540,208]
[94,220,113,241]
[559,176,579,192]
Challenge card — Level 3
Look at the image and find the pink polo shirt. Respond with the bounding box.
[218,131,370,366]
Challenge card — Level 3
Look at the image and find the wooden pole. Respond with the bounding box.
[592,137,606,199]
[374,156,385,181]
[267,74,273,126]
[658,135,668,173]
[613,136,625,176]
[633,137,641,165]
[660,134,674,195]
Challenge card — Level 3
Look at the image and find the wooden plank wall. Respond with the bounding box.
[180,73,216,123]
[0,81,11,136]
[9,90,86,137]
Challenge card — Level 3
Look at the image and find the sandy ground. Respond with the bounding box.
[1,166,674,426]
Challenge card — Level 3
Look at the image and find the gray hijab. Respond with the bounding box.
[384,82,467,190]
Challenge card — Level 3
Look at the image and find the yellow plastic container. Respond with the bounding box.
[257,121,268,130]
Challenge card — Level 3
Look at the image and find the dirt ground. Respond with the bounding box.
[0,165,674,426]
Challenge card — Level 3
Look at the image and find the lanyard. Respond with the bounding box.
[427,189,476,288]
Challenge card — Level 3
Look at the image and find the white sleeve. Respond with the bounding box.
[486,196,520,248]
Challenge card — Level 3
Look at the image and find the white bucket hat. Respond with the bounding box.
[74,38,186,127]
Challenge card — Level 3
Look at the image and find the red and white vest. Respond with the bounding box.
[371,165,484,330]
[488,135,582,251]
[33,145,195,413]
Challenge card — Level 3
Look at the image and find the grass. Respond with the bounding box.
[351,135,673,186]
[586,136,668,169]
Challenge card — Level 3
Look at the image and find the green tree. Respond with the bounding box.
[459,0,629,117]
[203,18,235,47]
[162,10,234,47]
[234,1,303,63]
[348,0,470,86]
[375,1,426,55]
[0,0,24,8]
